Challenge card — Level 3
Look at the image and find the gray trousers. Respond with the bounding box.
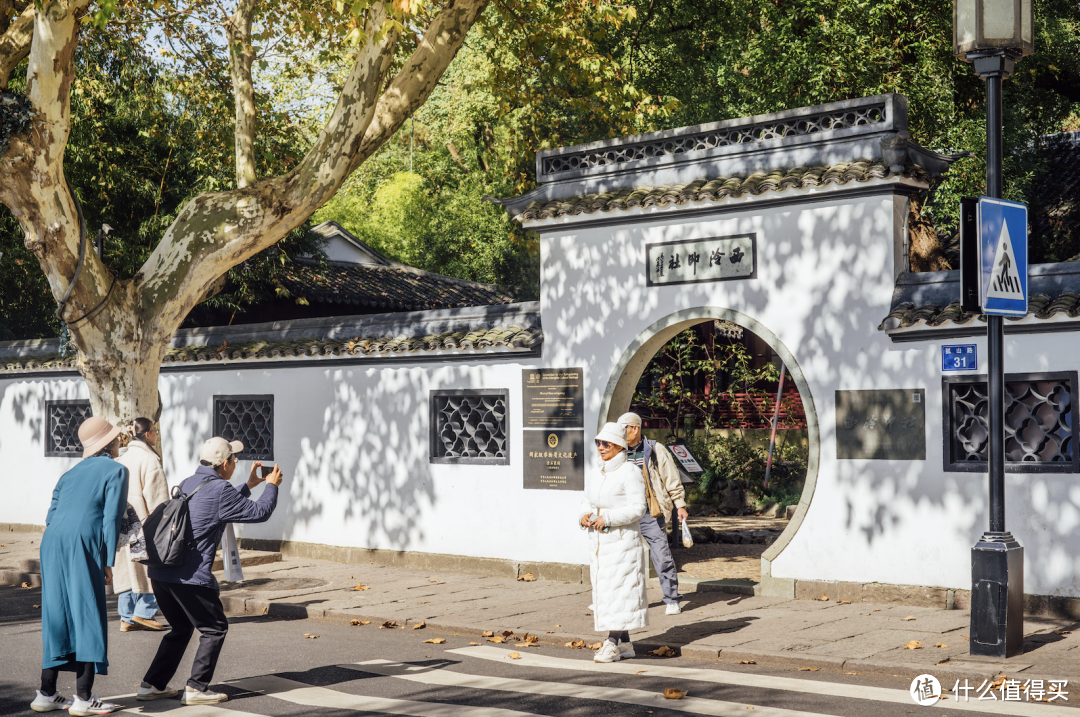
[639,513,683,605]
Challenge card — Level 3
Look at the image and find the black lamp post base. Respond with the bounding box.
[970,532,1024,658]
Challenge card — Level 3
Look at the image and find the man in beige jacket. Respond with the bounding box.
[618,412,687,615]
[114,418,169,631]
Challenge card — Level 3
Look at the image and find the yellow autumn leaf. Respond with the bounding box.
[468,642,481,646]
[380,621,398,629]
[934,642,948,648]
[662,687,686,700]
[351,583,369,591]
[482,630,494,637]
[412,621,426,630]
[518,573,536,582]
[904,640,922,650]
[488,636,505,643]
[649,646,676,657]
[508,652,521,660]
[902,615,916,621]
[423,638,446,644]
[738,660,756,665]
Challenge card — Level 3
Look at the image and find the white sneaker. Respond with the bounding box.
[68,695,122,716]
[665,602,682,615]
[137,683,179,701]
[593,641,621,663]
[619,642,636,659]
[30,691,72,712]
[180,687,228,705]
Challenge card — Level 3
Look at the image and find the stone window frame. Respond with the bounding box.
[212,394,275,461]
[941,371,1079,474]
[44,399,93,457]
[429,389,510,466]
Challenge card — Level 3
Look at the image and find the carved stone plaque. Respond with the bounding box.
[523,430,585,491]
[835,389,926,460]
[645,234,756,286]
[522,368,584,428]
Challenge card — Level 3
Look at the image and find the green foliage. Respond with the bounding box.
[599,0,1080,237]
[633,325,781,435]
[685,434,807,509]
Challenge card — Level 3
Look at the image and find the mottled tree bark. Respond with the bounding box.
[0,0,490,426]
[226,0,257,189]
[0,2,33,89]
[908,194,951,273]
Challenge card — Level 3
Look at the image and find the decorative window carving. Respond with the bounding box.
[540,104,887,179]
[45,400,93,457]
[213,395,274,461]
[429,389,509,465]
[943,372,1078,473]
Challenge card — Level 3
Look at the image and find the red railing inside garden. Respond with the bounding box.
[635,385,806,430]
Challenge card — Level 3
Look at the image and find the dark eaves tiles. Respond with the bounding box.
[878,292,1080,331]
[1,325,543,374]
[517,161,931,222]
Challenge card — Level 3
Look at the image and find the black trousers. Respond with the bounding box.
[143,580,228,692]
[41,661,94,700]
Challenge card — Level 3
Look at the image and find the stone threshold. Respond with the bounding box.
[237,538,590,584]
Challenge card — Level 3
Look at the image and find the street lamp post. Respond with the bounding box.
[954,0,1033,659]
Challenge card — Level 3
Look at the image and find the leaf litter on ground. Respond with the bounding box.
[412,621,426,630]
[662,687,686,700]
[649,646,676,657]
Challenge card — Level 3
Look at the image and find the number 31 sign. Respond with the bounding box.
[942,344,978,372]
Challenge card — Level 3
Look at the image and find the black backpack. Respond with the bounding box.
[138,479,211,568]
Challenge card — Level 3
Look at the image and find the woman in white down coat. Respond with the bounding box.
[579,422,649,663]
[113,418,169,631]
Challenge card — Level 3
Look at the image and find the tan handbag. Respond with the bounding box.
[642,465,663,518]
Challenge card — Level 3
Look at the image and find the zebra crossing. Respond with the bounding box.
[98,646,1074,717]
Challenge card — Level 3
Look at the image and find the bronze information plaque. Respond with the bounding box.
[523,430,585,491]
[835,388,926,460]
[522,367,584,428]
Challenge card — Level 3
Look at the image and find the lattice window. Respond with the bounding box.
[943,372,1078,473]
[44,400,93,457]
[213,395,274,461]
[540,104,887,178]
[429,389,509,465]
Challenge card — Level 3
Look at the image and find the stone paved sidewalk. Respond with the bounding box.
[4,530,1080,685]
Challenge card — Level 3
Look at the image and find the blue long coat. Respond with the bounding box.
[40,456,128,674]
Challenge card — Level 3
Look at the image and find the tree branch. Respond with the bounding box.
[226,0,257,188]
[352,0,491,173]
[0,2,33,90]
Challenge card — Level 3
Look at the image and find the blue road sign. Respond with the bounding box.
[977,197,1028,317]
[942,344,978,372]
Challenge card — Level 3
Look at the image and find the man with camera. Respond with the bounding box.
[138,437,282,705]
[618,413,687,615]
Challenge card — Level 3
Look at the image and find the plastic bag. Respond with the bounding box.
[680,519,693,548]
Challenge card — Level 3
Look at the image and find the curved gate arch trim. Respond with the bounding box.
[597,307,818,594]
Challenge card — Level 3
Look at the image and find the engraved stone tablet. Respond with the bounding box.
[523,430,585,491]
[646,234,756,286]
[835,389,926,460]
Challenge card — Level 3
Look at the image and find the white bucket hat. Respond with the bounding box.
[595,422,628,449]
[617,412,642,427]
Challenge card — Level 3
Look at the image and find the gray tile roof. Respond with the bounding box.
[0,325,542,374]
[513,161,932,223]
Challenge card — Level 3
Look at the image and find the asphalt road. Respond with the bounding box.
[0,584,1070,717]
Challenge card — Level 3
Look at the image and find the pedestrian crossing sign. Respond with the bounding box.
[977,197,1028,317]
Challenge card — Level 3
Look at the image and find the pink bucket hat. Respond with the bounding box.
[78,416,122,458]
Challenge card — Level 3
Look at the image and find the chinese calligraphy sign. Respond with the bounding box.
[523,430,585,491]
[836,389,926,460]
[646,234,756,286]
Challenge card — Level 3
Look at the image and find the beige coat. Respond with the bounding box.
[644,441,687,517]
[113,440,170,594]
